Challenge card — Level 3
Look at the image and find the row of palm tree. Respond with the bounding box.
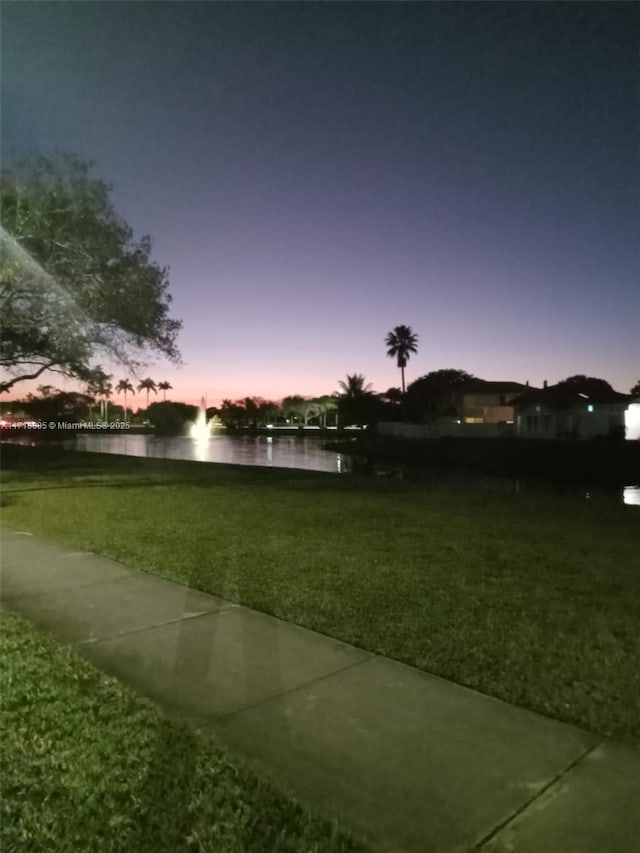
[87,376,173,422]
[78,325,418,425]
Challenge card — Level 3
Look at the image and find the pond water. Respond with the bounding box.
[66,433,350,473]
[56,433,640,507]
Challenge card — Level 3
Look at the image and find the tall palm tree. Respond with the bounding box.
[116,379,135,423]
[100,382,113,421]
[137,378,157,409]
[158,380,172,401]
[385,324,419,394]
[86,372,113,422]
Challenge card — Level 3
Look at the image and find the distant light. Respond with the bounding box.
[587,404,594,413]
[578,393,589,399]
[625,404,640,440]
[623,486,640,506]
[266,424,273,429]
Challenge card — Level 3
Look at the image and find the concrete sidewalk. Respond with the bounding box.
[1,523,639,853]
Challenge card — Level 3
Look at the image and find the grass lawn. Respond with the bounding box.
[2,444,640,743]
[0,608,367,853]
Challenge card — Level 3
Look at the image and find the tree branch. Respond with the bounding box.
[0,361,59,393]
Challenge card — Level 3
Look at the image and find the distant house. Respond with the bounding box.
[513,384,630,439]
[452,380,536,424]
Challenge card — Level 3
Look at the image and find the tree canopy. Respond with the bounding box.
[556,375,614,395]
[0,153,181,393]
[406,369,476,420]
[19,386,96,422]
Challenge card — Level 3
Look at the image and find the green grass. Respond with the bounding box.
[2,445,640,742]
[0,608,367,853]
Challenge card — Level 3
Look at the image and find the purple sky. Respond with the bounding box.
[3,2,639,406]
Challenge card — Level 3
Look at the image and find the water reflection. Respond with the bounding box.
[70,433,348,474]
[191,435,209,464]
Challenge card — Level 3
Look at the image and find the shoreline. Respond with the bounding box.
[323,434,640,487]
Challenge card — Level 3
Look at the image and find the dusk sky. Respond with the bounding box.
[3,2,639,407]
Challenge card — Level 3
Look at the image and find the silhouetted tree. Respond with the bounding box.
[21,387,94,422]
[242,396,260,427]
[86,369,113,420]
[298,399,319,426]
[338,374,373,397]
[337,374,377,427]
[630,380,640,396]
[256,399,280,425]
[385,325,419,394]
[218,399,245,428]
[158,380,172,401]
[1,153,181,394]
[380,387,403,404]
[406,369,476,422]
[311,394,339,428]
[556,375,614,396]
[146,401,197,435]
[137,377,157,409]
[282,395,306,424]
[116,378,134,422]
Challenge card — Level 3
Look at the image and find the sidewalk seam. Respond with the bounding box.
[75,604,238,646]
[468,740,604,852]
[206,652,376,725]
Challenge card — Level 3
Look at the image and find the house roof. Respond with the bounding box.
[513,384,630,408]
[457,380,537,396]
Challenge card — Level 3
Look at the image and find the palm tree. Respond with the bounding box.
[116,379,135,423]
[158,380,172,401]
[100,382,113,421]
[337,374,374,429]
[86,371,113,421]
[385,324,419,394]
[338,374,373,397]
[137,378,157,409]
